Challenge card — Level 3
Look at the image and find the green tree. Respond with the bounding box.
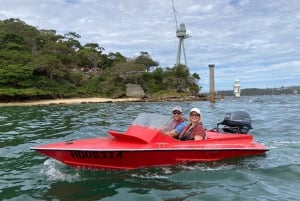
[192,72,200,80]
[0,64,33,87]
[78,43,104,69]
[63,32,82,50]
[112,62,145,74]
[172,64,190,77]
[28,54,65,80]
[133,51,158,72]
[0,18,39,53]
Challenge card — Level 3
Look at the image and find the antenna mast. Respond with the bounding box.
[171,0,178,29]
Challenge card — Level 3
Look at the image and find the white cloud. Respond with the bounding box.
[1,0,299,92]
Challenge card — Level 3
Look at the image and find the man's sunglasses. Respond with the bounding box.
[172,111,182,115]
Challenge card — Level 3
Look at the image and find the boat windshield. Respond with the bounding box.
[131,113,171,129]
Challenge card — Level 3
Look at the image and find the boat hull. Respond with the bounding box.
[33,142,267,170]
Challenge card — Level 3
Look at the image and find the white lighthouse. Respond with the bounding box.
[233,79,241,97]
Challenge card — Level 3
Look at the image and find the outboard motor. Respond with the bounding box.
[217,111,252,134]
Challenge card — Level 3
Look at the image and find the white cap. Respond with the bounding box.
[172,106,182,113]
[190,107,201,115]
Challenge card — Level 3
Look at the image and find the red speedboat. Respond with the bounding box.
[31,112,269,170]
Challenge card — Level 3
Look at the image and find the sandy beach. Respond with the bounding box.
[0,97,142,107]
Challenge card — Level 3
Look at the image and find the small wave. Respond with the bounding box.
[271,140,300,144]
[40,159,80,182]
[131,173,169,180]
[129,167,172,179]
[267,140,300,149]
[2,194,42,201]
[130,161,248,179]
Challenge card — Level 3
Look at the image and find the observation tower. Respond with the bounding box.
[172,0,190,66]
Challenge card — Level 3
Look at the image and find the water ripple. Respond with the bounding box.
[0,95,299,201]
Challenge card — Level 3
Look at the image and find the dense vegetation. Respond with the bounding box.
[0,18,201,102]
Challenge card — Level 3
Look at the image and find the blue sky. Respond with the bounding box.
[1,0,299,92]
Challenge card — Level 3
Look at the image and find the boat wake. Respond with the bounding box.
[40,158,80,181]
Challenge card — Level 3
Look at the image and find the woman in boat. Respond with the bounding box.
[177,107,206,141]
[164,106,186,137]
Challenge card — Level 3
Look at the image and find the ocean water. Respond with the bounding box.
[0,95,299,201]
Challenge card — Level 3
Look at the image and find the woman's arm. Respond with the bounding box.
[193,124,206,140]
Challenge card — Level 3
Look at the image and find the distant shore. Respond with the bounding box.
[0,97,143,107]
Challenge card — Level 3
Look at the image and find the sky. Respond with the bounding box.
[1,0,300,92]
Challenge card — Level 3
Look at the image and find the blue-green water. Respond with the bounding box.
[0,95,299,201]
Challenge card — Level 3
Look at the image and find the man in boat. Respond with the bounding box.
[164,106,186,138]
[177,107,206,141]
